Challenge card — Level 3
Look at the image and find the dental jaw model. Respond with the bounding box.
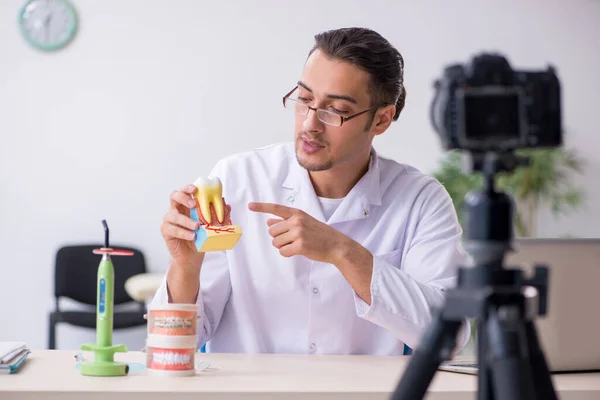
[189,176,242,252]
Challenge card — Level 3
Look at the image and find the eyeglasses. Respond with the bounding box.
[282,86,374,127]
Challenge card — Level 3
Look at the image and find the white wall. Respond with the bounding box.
[1,0,599,350]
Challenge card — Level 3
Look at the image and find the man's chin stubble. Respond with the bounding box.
[294,146,333,172]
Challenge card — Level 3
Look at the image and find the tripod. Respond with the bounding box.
[391,152,559,400]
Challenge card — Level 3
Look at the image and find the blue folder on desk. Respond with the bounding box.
[0,350,30,374]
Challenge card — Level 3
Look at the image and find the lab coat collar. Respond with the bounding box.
[281,145,382,225]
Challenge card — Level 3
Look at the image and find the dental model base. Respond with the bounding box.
[80,220,132,377]
[190,176,242,252]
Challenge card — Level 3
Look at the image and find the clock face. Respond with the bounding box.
[19,0,78,51]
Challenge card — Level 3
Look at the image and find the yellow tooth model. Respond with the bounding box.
[189,176,242,252]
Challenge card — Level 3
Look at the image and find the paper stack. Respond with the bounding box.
[0,341,30,374]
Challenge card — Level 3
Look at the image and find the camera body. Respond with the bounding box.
[431,53,562,153]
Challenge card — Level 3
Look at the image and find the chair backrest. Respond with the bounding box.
[54,244,147,306]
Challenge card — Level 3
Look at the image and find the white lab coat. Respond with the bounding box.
[151,142,471,355]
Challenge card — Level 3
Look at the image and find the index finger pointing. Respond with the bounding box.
[248,202,295,219]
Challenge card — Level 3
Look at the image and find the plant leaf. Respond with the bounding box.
[431,147,586,237]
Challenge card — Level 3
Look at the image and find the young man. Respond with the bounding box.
[153,27,470,355]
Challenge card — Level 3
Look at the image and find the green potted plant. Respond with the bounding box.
[432,148,586,237]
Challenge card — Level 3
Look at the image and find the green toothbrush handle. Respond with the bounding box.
[97,256,115,347]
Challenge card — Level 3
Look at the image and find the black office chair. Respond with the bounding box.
[48,244,147,349]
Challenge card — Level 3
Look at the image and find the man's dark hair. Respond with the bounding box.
[308,27,406,121]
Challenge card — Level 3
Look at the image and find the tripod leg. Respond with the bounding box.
[476,319,493,400]
[486,306,536,400]
[391,309,462,400]
[525,320,559,400]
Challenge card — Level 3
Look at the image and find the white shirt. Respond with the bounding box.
[151,142,471,355]
[318,196,344,221]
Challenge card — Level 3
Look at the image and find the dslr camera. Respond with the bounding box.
[430,53,562,153]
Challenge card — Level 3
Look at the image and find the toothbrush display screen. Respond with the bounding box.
[99,278,106,313]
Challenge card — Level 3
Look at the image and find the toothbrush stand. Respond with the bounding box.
[79,343,128,376]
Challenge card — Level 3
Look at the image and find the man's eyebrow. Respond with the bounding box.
[297,81,312,93]
[297,81,358,104]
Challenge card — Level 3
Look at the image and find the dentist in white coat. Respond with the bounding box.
[152,27,471,355]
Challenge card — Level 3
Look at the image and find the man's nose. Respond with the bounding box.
[303,108,325,134]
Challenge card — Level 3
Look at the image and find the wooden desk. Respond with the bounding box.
[2,350,600,399]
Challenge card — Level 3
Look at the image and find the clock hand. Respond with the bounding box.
[44,13,51,42]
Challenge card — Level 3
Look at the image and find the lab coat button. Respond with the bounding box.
[309,343,316,350]
[287,196,295,204]
[313,288,319,294]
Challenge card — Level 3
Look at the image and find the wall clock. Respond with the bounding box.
[19,0,78,51]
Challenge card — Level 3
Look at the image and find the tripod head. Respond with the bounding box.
[459,149,551,318]
[463,151,529,268]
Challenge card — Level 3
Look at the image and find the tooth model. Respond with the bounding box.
[189,176,242,252]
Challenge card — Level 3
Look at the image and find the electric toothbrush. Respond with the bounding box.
[79,220,133,376]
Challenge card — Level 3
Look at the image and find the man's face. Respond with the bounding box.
[293,49,377,172]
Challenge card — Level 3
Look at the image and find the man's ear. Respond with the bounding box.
[371,105,396,136]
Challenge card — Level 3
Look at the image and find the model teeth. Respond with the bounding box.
[152,351,192,366]
[193,176,224,224]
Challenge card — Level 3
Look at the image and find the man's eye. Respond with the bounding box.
[297,97,312,103]
[330,107,348,114]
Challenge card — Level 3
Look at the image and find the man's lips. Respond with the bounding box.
[301,136,326,148]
